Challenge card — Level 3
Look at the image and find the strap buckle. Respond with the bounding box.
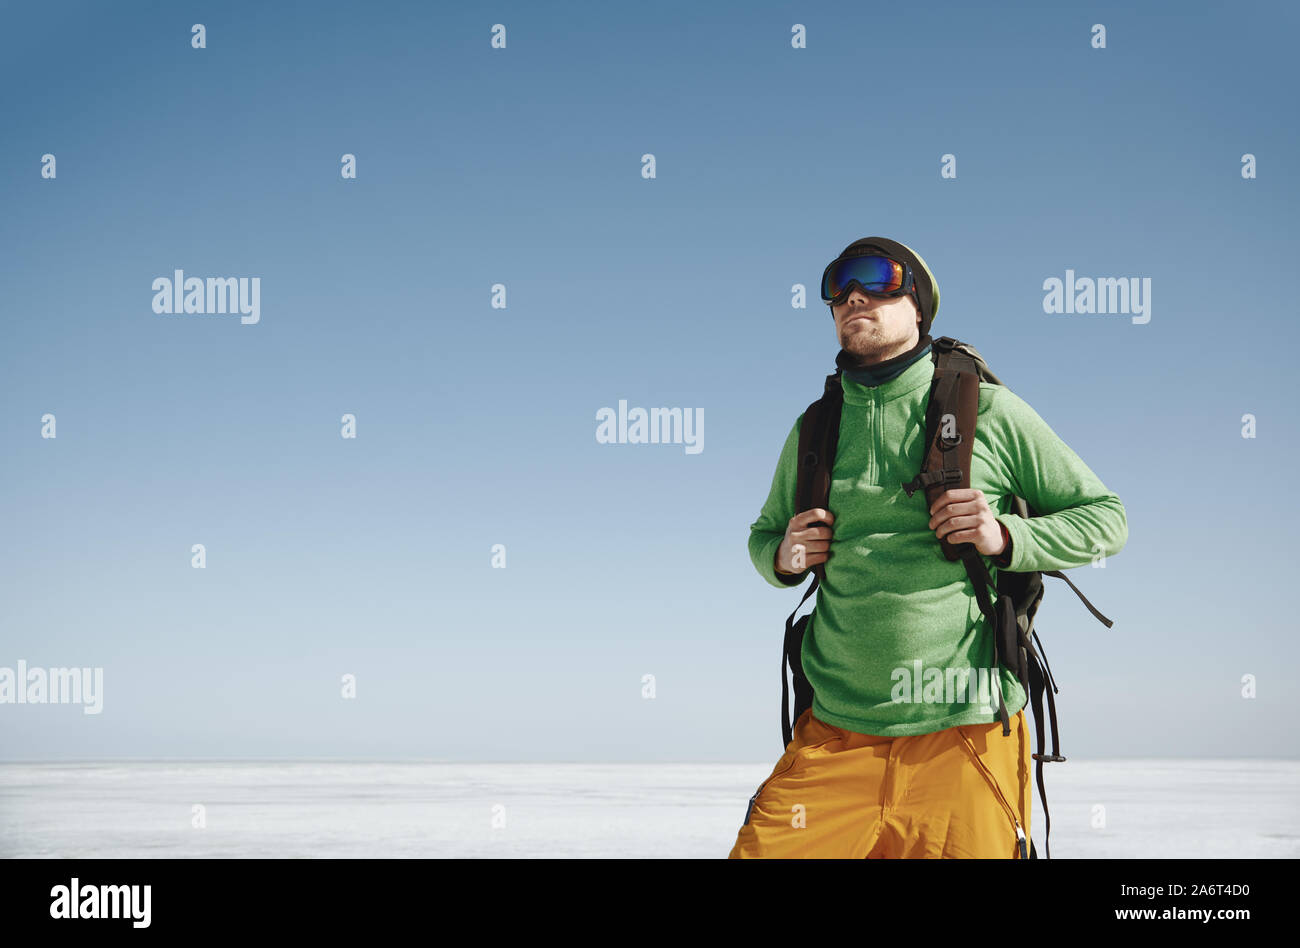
[900,467,962,498]
[1031,754,1067,763]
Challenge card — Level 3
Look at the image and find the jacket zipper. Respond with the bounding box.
[869,393,880,483]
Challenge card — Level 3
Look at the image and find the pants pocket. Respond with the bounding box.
[742,723,841,827]
[954,722,1028,858]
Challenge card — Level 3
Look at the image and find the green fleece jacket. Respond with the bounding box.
[750,353,1128,736]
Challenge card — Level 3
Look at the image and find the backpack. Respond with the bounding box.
[780,335,1114,859]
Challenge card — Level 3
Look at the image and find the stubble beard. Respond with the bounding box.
[840,319,898,360]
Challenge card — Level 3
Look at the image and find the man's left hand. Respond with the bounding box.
[928,488,1006,556]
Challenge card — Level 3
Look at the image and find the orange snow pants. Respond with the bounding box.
[729,707,1033,858]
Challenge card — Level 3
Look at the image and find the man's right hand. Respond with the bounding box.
[775,508,835,575]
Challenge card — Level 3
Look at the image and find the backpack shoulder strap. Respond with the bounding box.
[905,338,1009,724]
[781,371,843,747]
[793,371,844,584]
[902,336,982,563]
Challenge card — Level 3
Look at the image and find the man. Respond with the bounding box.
[729,237,1128,858]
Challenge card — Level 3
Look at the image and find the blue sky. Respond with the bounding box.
[1,0,1297,761]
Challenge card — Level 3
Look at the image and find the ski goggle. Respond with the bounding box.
[821,253,916,305]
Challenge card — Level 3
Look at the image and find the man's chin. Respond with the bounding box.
[841,331,884,358]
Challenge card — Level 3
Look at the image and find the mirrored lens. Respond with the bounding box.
[823,255,905,300]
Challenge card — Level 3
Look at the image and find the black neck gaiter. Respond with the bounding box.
[835,333,934,387]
